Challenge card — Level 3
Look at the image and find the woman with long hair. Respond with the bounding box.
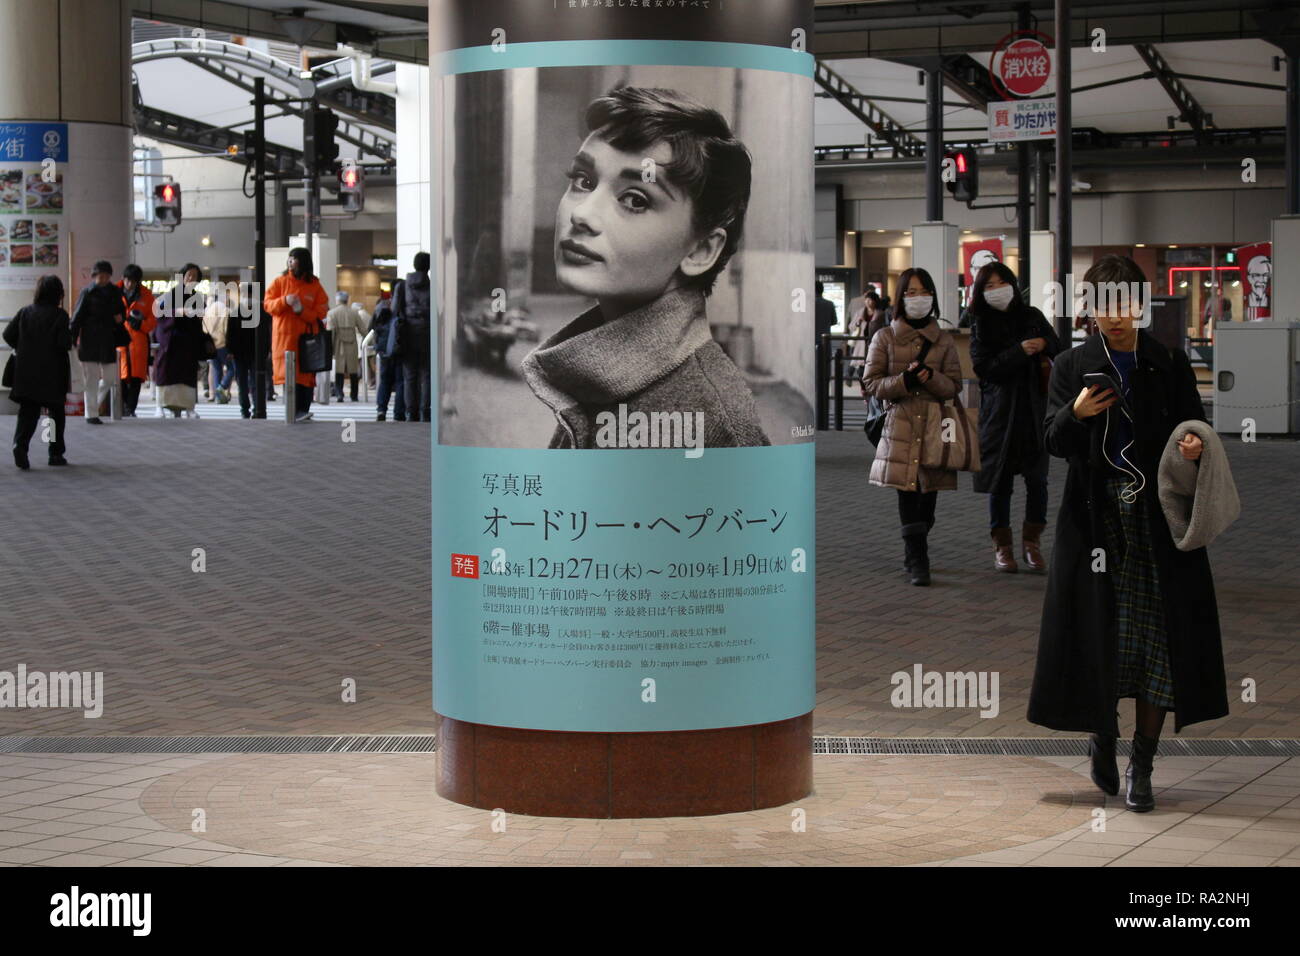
[1028,254,1229,812]
[861,266,963,586]
[967,261,1061,572]
[5,275,72,468]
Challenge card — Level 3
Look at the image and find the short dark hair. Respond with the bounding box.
[864,291,880,305]
[585,86,751,296]
[34,275,64,308]
[1083,253,1146,289]
[894,267,940,321]
[413,251,430,273]
[970,261,1023,315]
[92,260,112,276]
[178,263,202,283]
[287,248,313,279]
[815,280,824,296]
[122,264,143,283]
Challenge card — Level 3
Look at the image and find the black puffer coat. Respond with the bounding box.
[969,301,1060,493]
[3,305,71,406]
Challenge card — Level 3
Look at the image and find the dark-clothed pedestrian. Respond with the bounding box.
[861,267,963,586]
[70,260,126,424]
[153,264,206,417]
[5,275,72,468]
[394,252,432,423]
[1028,254,1229,814]
[968,262,1061,573]
[368,289,405,421]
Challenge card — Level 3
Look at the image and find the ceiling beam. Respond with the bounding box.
[815,59,926,157]
[1133,43,1214,144]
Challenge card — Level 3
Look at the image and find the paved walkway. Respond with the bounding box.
[1,750,1297,866]
[1,421,1294,739]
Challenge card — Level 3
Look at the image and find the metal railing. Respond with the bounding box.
[817,333,869,431]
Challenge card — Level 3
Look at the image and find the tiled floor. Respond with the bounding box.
[0,424,1294,739]
[0,751,1297,866]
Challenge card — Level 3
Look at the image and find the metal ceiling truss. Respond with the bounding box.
[815,59,926,157]
[186,58,394,161]
[132,37,396,140]
[1133,43,1215,143]
[133,101,304,176]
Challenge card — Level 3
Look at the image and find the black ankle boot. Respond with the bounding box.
[1125,733,1158,812]
[901,522,930,586]
[1088,733,1119,795]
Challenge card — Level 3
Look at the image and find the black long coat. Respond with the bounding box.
[152,287,204,388]
[70,283,125,364]
[1027,332,1230,736]
[3,305,71,406]
[969,302,1061,494]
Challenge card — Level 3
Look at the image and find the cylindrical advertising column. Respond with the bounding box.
[430,0,815,818]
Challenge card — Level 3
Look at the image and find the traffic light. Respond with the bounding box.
[153,181,182,226]
[309,108,339,173]
[945,148,979,204]
[338,164,365,213]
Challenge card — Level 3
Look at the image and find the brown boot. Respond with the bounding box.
[1022,522,1047,573]
[991,527,1018,573]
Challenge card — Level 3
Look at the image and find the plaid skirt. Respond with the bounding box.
[1100,477,1176,709]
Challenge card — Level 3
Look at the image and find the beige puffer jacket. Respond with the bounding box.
[862,317,962,492]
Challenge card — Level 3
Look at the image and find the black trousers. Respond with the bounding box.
[334,372,360,401]
[232,355,254,416]
[14,401,66,459]
[121,378,143,415]
[897,489,938,530]
[294,384,313,416]
[402,355,431,422]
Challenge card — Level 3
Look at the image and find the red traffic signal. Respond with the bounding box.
[944,148,979,204]
[153,181,182,226]
[337,164,364,213]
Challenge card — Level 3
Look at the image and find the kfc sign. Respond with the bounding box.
[990,32,1054,99]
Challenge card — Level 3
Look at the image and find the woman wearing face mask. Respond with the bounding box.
[862,267,963,586]
[1028,254,1228,813]
[968,262,1061,572]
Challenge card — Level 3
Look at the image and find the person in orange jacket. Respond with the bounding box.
[116,264,156,417]
[263,246,329,422]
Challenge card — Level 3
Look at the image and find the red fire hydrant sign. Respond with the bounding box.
[450,553,479,578]
[988,30,1054,100]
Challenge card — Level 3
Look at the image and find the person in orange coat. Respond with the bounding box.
[263,246,329,422]
[116,264,156,417]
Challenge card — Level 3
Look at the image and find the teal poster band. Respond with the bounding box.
[433,40,813,78]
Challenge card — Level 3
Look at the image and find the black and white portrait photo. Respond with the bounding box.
[432,64,815,449]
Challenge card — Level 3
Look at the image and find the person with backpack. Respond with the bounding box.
[393,251,432,423]
[367,289,405,421]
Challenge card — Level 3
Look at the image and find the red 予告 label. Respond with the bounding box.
[451,554,479,578]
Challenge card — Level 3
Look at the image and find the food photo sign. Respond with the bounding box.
[0,123,66,290]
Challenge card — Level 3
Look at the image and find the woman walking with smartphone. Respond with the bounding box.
[1028,255,1229,813]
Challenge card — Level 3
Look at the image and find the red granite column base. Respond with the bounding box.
[435,712,813,818]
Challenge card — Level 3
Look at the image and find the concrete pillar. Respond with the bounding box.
[395,62,432,279]
[0,0,132,322]
[911,222,959,328]
[429,0,816,818]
